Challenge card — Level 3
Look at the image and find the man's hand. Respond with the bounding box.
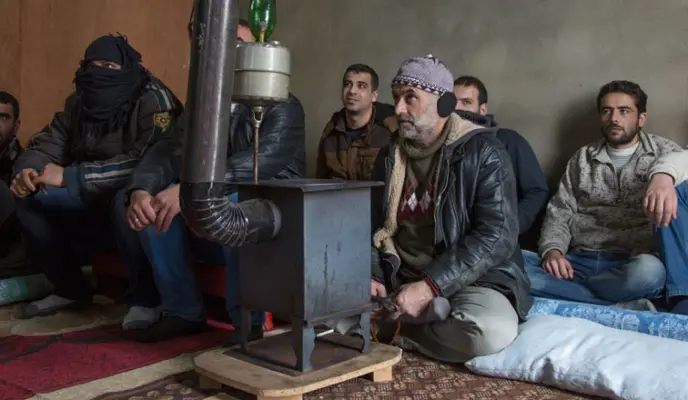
[542,249,573,280]
[10,169,39,198]
[392,280,434,319]
[371,279,387,297]
[370,279,388,320]
[128,190,157,231]
[644,173,677,227]
[32,163,64,191]
[152,184,181,233]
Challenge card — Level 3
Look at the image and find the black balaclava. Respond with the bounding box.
[73,34,148,137]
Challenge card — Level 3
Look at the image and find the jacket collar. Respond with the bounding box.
[327,106,378,138]
[0,136,19,161]
[590,131,656,164]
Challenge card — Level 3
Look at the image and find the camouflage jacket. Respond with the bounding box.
[14,76,182,200]
[315,102,397,181]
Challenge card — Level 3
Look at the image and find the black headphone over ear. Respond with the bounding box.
[437,92,457,118]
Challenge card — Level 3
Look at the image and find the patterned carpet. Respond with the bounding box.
[93,352,594,400]
[0,297,595,400]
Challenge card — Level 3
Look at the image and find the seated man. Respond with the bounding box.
[315,64,396,180]
[524,80,683,309]
[645,148,688,314]
[453,76,549,251]
[10,34,182,318]
[113,18,306,342]
[0,91,22,258]
[365,55,531,363]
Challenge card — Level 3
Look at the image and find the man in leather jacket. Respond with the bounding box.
[111,20,306,342]
[366,55,532,363]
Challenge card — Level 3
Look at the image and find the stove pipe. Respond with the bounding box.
[179,0,281,246]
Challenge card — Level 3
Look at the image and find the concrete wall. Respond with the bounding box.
[2,0,687,183]
[271,0,688,181]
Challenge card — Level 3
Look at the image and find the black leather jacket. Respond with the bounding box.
[371,128,532,320]
[126,94,306,196]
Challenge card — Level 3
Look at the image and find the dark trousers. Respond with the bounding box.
[14,187,117,301]
[0,181,20,257]
[0,181,15,226]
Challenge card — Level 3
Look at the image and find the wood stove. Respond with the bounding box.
[229,179,383,373]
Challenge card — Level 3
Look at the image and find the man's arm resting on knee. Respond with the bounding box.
[13,103,73,177]
[124,118,186,204]
[424,143,520,298]
[649,149,688,186]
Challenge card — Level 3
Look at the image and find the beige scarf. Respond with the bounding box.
[372,113,483,256]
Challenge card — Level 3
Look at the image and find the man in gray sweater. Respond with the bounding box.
[524,80,683,310]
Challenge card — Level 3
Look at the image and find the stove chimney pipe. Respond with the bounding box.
[179,0,280,246]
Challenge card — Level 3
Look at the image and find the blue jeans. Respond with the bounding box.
[655,182,688,299]
[523,249,666,305]
[15,187,116,300]
[113,189,265,326]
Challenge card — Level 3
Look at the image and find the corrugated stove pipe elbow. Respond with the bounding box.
[179,0,280,247]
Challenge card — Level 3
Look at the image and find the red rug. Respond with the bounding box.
[0,325,228,399]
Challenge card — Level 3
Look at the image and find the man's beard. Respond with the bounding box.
[602,123,640,147]
[0,133,12,150]
[397,113,437,142]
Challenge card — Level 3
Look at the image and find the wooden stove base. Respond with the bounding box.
[194,335,402,400]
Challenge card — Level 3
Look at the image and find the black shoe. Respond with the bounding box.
[133,315,206,343]
[224,324,264,347]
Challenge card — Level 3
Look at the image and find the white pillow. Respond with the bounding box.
[465,315,688,400]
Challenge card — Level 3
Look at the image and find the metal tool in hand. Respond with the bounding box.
[372,295,400,313]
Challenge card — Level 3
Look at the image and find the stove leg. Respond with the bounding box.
[240,307,252,353]
[358,311,372,353]
[291,318,316,372]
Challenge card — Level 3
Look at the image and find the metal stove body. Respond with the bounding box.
[235,179,380,372]
[180,0,382,374]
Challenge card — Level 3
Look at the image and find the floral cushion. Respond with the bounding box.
[527,297,688,342]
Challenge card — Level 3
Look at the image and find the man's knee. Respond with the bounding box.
[416,311,517,363]
[522,252,551,291]
[521,250,541,265]
[410,288,519,362]
[677,182,688,205]
[462,313,519,357]
[624,254,666,294]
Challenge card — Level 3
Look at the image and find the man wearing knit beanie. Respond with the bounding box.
[366,55,532,363]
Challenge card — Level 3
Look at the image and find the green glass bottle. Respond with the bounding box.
[248,0,276,42]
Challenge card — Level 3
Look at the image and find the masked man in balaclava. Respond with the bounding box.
[10,34,183,319]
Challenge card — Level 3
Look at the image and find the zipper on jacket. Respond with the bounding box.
[434,157,452,245]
